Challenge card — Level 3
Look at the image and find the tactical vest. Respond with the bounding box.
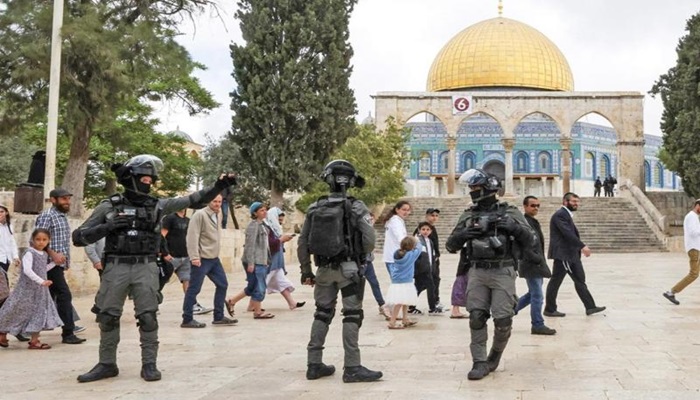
[466,203,514,263]
[104,194,160,256]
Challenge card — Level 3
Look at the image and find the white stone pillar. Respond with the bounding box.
[502,138,515,196]
[553,176,561,197]
[617,139,646,191]
[520,176,526,196]
[560,138,572,195]
[541,177,547,197]
[429,176,436,197]
[447,136,457,195]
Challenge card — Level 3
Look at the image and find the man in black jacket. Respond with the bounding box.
[544,192,606,317]
[514,196,555,335]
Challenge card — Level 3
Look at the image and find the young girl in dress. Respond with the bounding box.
[0,228,63,349]
[385,236,422,329]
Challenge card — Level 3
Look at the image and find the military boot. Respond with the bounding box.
[140,363,162,382]
[486,349,503,372]
[306,363,336,380]
[467,361,490,380]
[77,363,119,383]
[342,365,383,383]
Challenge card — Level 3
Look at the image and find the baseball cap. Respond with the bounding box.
[250,201,264,214]
[426,208,440,214]
[49,188,73,198]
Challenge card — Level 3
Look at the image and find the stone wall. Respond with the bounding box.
[645,192,694,227]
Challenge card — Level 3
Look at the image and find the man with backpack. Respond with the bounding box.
[298,159,382,383]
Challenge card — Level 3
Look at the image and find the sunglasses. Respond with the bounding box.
[528,204,541,208]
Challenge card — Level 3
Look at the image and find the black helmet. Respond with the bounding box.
[321,159,365,190]
[124,154,163,181]
[459,168,501,203]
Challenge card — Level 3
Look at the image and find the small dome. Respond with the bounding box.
[167,126,194,143]
[427,17,574,92]
[361,112,375,126]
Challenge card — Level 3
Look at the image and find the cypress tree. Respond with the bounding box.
[230,0,358,205]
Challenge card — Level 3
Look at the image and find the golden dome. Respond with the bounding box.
[427,17,574,92]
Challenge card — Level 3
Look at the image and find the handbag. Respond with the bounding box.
[0,269,9,302]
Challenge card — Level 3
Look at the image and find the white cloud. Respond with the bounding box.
[155,0,700,143]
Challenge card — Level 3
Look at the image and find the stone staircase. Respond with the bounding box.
[375,196,666,253]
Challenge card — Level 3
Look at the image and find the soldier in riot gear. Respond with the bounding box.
[72,154,237,383]
[446,169,538,381]
[298,159,382,383]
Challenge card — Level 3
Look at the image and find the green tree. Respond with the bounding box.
[230,0,358,206]
[0,0,218,215]
[200,134,270,206]
[296,120,410,212]
[650,12,700,196]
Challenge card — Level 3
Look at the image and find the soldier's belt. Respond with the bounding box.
[105,255,157,264]
[471,260,514,269]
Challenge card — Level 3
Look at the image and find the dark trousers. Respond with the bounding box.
[545,259,596,312]
[415,272,437,310]
[182,258,228,323]
[432,259,441,304]
[47,267,75,337]
[363,261,385,307]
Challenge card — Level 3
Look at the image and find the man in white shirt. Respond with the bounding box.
[663,199,700,305]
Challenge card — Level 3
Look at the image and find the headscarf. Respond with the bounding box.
[265,207,284,237]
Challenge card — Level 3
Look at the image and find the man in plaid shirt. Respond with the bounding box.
[35,188,86,344]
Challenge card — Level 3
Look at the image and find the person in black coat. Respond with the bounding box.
[544,192,606,317]
[514,196,556,335]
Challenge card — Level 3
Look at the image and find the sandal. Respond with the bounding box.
[450,314,468,319]
[0,336,8,348]
[28,341,51,350]
[290,301,306,310]
[253,312,275,319]
[387,324,405,330]
[402,320,418,327]
[226,299,236,317]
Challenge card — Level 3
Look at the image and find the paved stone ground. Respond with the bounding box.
[2,252,700,399]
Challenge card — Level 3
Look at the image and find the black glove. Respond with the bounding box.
[459,225,483,241]
[106,215,132,231]
[301,271,316,285]
[495,216,521,235]
[215,173,237,189]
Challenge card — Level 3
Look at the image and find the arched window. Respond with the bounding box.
[584,152,595,178]
[418,151,431,177]
[644,161,651,187]
[537,152,551,173]
[515,151,528,173]
[599,155,610,178]
[438,151,449,173]
[462,151,476,172]
[655,163,664,187]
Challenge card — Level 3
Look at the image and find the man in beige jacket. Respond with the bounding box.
[180,195,237,328]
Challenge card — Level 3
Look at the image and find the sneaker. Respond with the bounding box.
[663,291,680,305]
[306,363,336,380]
[180,320,206,328]
[342,365,383,383]
[407,307,423,315]
[62,335,87,344]
[585,306,606,316]
[212,316,238,325]
[531,325,557,335]
[543,310,566,317]
[428,308,444,316]
[193,303,214,315]
[74,326,86,333]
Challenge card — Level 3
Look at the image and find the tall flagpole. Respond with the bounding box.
[44,0,65,201]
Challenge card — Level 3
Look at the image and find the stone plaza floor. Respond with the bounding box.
[2,252,700,400]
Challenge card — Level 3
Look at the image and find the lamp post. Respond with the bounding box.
[43,0,65,201]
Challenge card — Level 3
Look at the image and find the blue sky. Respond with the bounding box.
[154,0,700,144]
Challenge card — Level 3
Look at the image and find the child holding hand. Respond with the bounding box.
[385,236,422,329]
[0,228,63,349]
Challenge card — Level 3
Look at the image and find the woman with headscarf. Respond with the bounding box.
[263,207,305,310]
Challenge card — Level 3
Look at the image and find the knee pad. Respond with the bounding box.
[469,309,490,330]
[341,283,359,298]
[98,314,120,332]
[493,317,513,332]
[137,311,159,332]
[314,305,335,325]
[342,308,364,328]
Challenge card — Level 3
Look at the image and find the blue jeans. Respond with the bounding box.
[515,277,544,328]
[243,263,268,302]
[182,258,228,323]
[364,261,385,306]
